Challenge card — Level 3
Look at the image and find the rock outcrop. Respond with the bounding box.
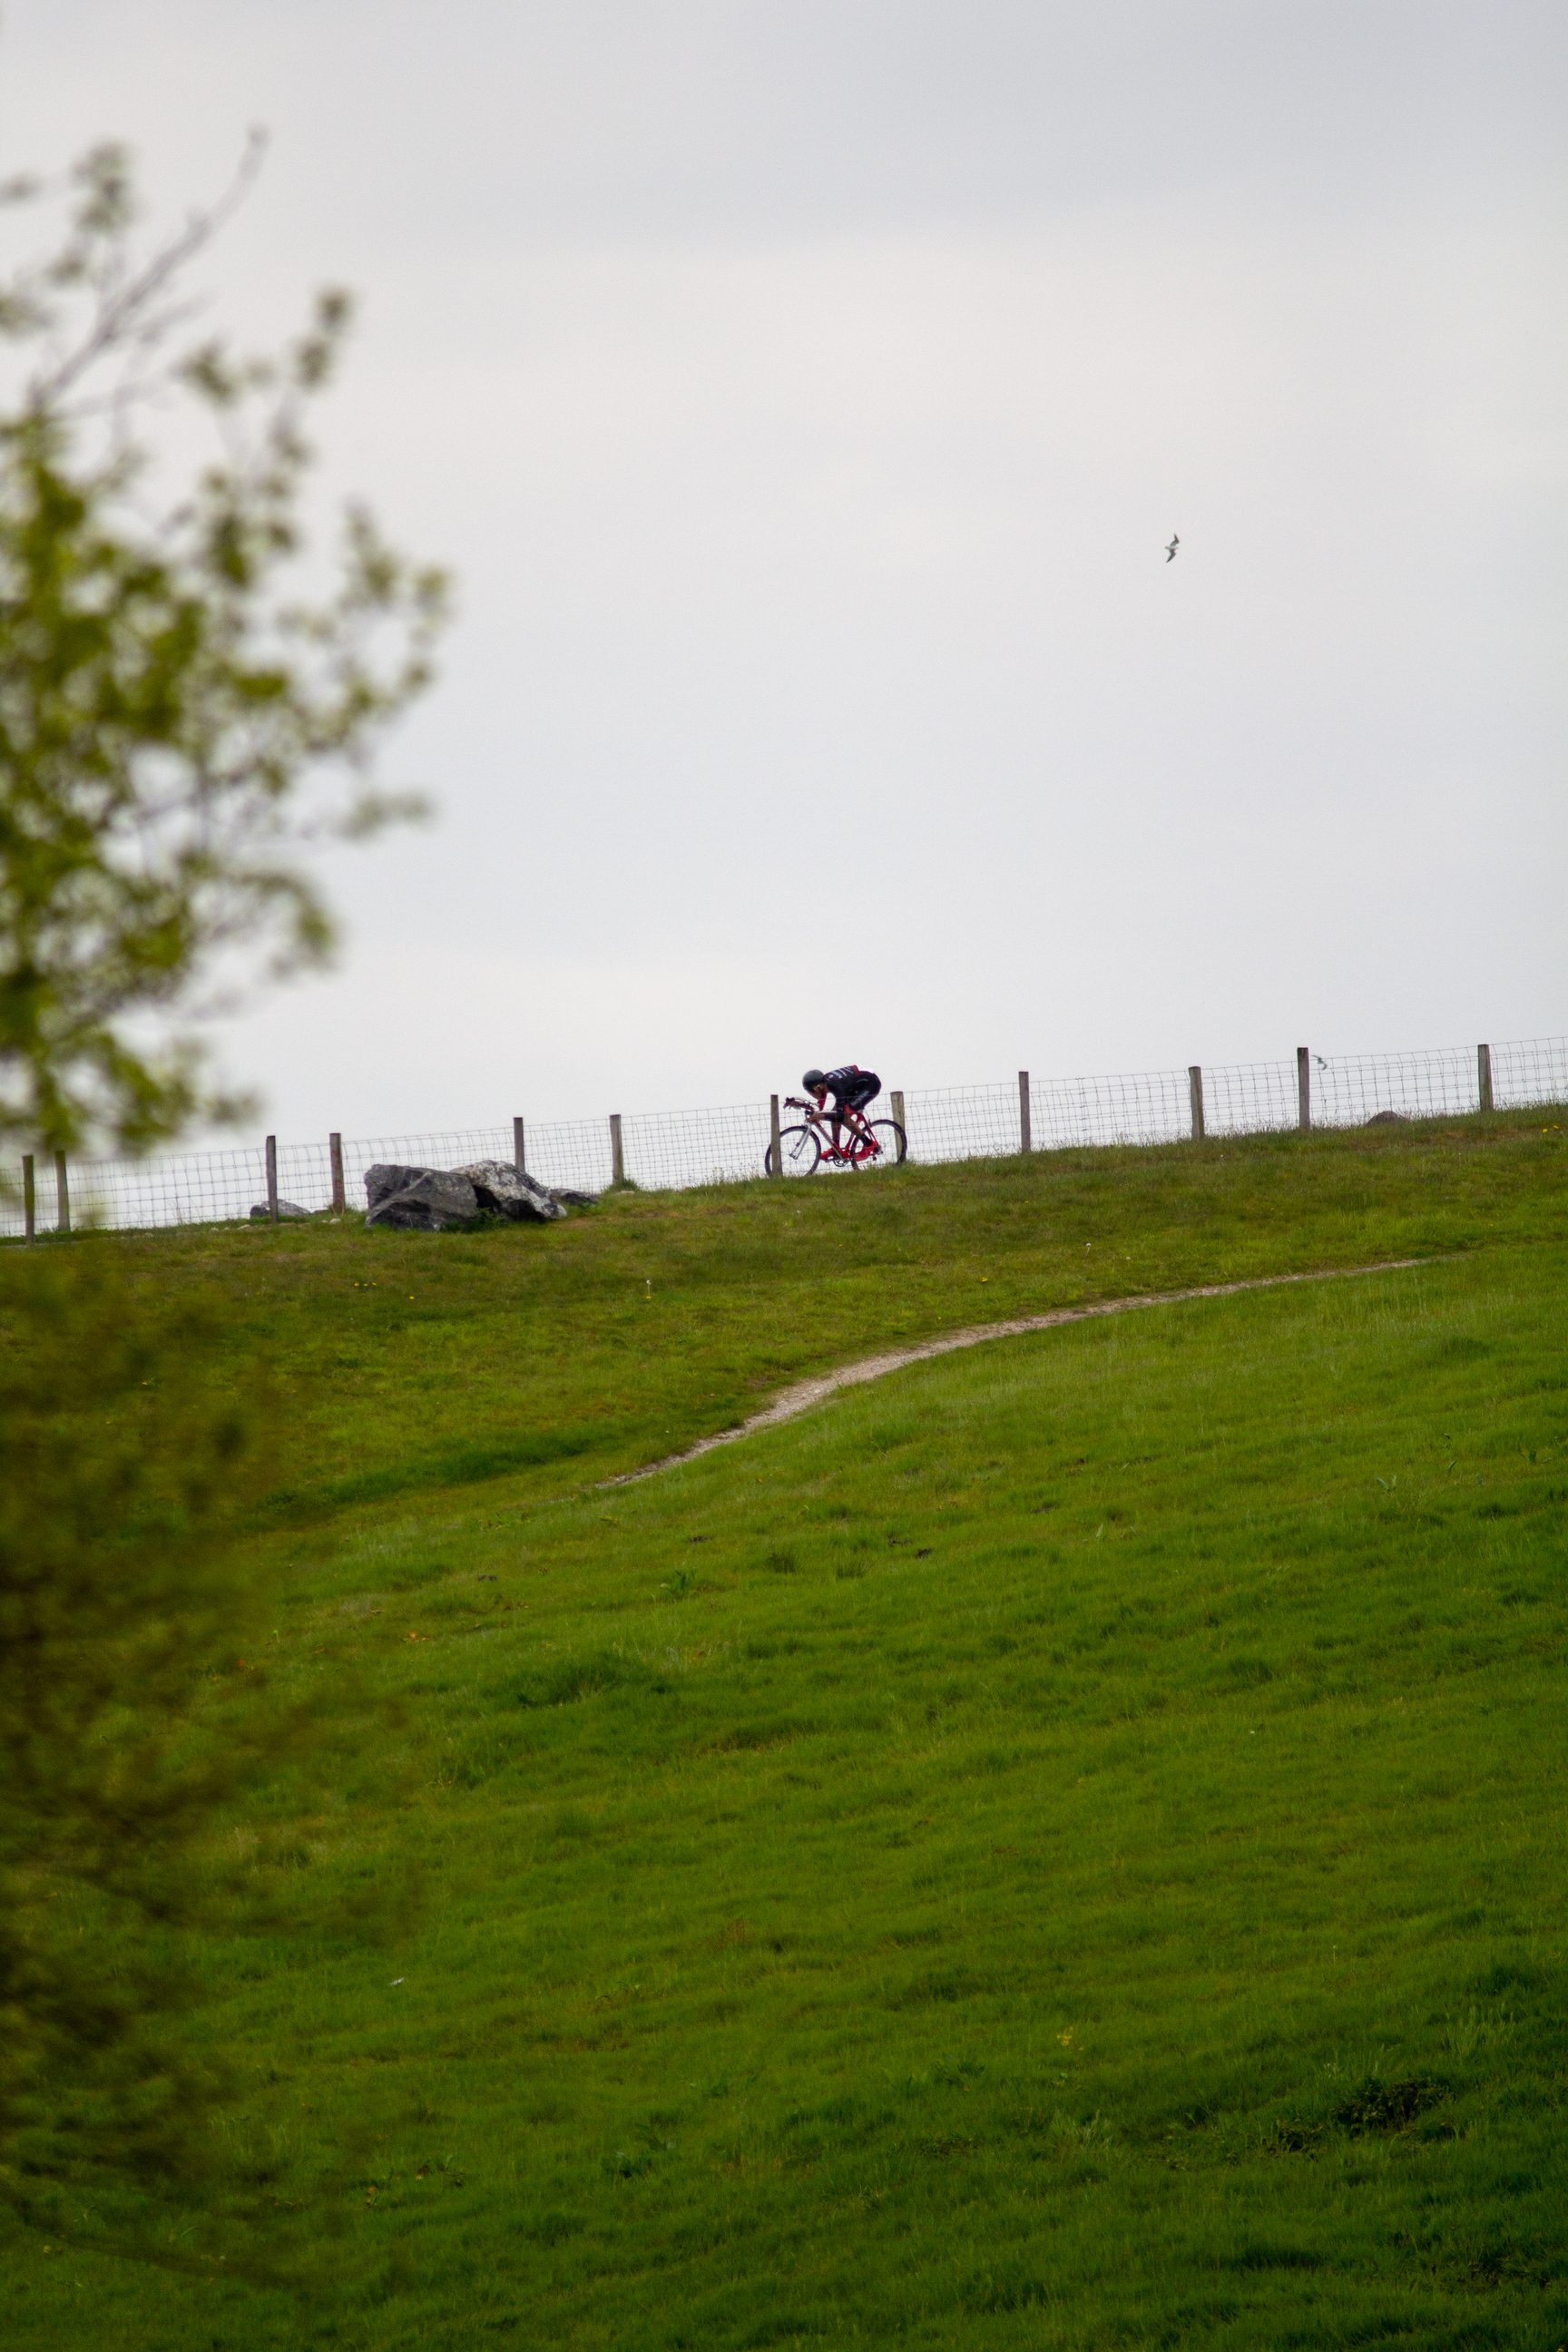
[364,1163,480,1230]
[363,1160,587,1230]
[250,1199,311,1220]
[452,1161,566,1222]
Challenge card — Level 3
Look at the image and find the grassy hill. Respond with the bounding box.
[5,1114,1566,2349]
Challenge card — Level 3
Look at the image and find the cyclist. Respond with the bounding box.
[801,1064,882,1154]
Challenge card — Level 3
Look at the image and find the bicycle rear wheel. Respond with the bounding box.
[859,1119,906,1168]
[765,1123,821,1176]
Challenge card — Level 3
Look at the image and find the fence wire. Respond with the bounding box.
[1312,1048,1474,1126]
[4,1034,1563,1240]
[1200,1061,1299,1138]
[1492,1035,1568,1112]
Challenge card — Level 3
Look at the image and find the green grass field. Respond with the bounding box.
[5,1115,1566,2348]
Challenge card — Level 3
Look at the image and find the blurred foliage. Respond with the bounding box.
[0,129,439,2283]
[0,1240,398,2269]
[0,137,448,1154]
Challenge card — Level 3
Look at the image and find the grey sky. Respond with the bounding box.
[5,2,1564,1140]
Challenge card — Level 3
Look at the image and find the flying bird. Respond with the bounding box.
[1165,534,1180,562]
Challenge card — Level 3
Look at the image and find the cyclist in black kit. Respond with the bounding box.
[802,1064,881,1153]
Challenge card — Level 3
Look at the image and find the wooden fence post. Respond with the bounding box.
[1297,1047,1311,1132]
[513,1115,526,1177]
[328,1132,346,1212]
[610,1113,624,1187]
[1018,1071,1032,1154]
[266,1134,279,1221]
[889,1089,906,1149]
[1477,1043,1494,1113]
[54,1150,70,1233]
[1188,1065,1205,1142]
[769,1093,782,1177]
[23,1154,34,1243]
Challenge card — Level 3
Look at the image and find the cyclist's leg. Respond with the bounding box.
[845,1079,878,1141]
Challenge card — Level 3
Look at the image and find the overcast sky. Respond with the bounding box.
[5,1,1564,1142]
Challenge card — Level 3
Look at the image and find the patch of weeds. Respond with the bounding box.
[519,2210,584,2245]
[1470,1960,1544,1997]
[1258,2075,1451,2155]
[886,1968,988,2009]
[1425,1336,1491,1365]
[960,2268,1050,2315]
[377,1556,457,1592]
[1223,2245,1325,2272]
[1047,2110,1115,2152]
[1259,2117,1323,2156]
[1333,2076,1450,2136]
[514,1650,668,1708]
[440,1730,523,1788]
[738,2318,829,2348]
[548,1807,594,1844]
[1442,2005,1514,2062]
[260,1427,608,1524]
[710,1721,799,1755]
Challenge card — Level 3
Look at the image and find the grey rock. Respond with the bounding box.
[1365,1110,1409,1126]
[364,1162,435,1210]
[363,1163,480,1230]
[250,1199,311,1220]
[549,1187,599,1208]
[452,1160,565,1222]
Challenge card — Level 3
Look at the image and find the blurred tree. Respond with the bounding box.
[0,1247,273,2255]
[0,136,435,2281]
[0,135,448,1154]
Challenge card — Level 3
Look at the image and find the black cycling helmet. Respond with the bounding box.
[802,1068,827,1090]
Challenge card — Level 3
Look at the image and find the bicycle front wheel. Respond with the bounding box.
[765,1123,821,1176]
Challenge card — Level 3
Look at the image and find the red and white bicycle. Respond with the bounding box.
[765,1095,907,1176]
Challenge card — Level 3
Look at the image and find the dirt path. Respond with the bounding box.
[601,1257,1430,1490]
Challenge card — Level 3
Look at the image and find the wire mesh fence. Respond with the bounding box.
[3,1034,1563,1240]
[906,1069,1199,1160]
[1200,1060,1301,1139]
[1491,1035,1568,1112]
[1310,1047,1475,1126]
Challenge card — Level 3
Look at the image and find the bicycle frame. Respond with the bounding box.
[787,1095,883,1166]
